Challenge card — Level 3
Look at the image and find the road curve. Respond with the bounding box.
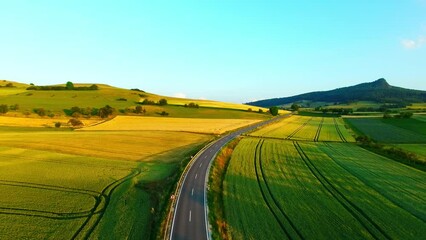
[170,115,286,240]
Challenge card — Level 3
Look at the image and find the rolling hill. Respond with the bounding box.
[248,78,426,107]
[0,80,272,120]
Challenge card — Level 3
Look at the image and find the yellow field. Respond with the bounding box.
[0,116,100,128]
[0,130,211,161]
[80,116,261,134]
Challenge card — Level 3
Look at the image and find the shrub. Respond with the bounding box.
[55,122,61,128]
[9,104,19,111]
[0,104,8,114]
[258,109,263,113]
[160,111,169,116]
[116,98,127,101]
[68,118,83,127]
[158,98,168,106]
[185,102,199,108]
[135,105,146,114]
[140,99,156,105]
[247,108,252,112]
[33,108,46,116]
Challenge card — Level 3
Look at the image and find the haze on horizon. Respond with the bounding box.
[1,0,425,103]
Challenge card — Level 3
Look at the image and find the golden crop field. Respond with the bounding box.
[0,130,211,161]
[80,116,261,134]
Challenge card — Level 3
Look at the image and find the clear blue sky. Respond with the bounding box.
[1,0,425,103]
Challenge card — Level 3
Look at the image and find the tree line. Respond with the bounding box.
[27,82,99,91]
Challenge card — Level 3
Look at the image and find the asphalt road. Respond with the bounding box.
[170,116,285,240]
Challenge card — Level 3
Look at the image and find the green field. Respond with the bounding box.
[396,144,426,162]
[249,115,355,142]
[345,117,426,143]
[222,138,426,239]
[0,127,212,239]
[413,114,426,122]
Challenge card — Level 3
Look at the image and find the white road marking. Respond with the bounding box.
[199,163,203,168]
[195,174,198,179]
[192,188,194,196]
[189,210,192,222]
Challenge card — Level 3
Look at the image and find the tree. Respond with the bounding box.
[0,104,8,114]
[291,103,300,111]
[135,105,145,114]
[99,105,116,118]
[269,106,279,116]
[158,98,168,106]
[68,118,83,127]
[66,81,74,90]
[33,108,46,116]
[55,122,62,128]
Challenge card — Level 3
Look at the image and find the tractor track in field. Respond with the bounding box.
[285,117,312,140]
[71,168,141,240]
[333,118,347,143]
[254,140,303,240]
[1,167,140,239]
[314,118,324,142]
[324,142,426,222]
[0,180,101,219]
[254,115,298,137]
[293,142,391,240]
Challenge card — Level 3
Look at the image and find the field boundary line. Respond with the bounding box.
[293,142,391,240]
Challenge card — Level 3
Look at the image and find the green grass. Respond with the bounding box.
[396,144,426,162]
[346,117,426,143]
[414,114,426,122]
[249,115,354,142]
[222,138,426,239]
[382,118,426,135]
[0,128,212,239]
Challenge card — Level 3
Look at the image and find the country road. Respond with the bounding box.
[170,115,286,240]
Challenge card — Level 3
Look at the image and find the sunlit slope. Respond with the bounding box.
[0,80,274,119]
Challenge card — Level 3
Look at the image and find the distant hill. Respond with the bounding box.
[247,78,426,107]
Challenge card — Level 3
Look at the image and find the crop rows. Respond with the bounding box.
[223,138,426,239]
[346,118,426,143]
[250,116,354,142]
